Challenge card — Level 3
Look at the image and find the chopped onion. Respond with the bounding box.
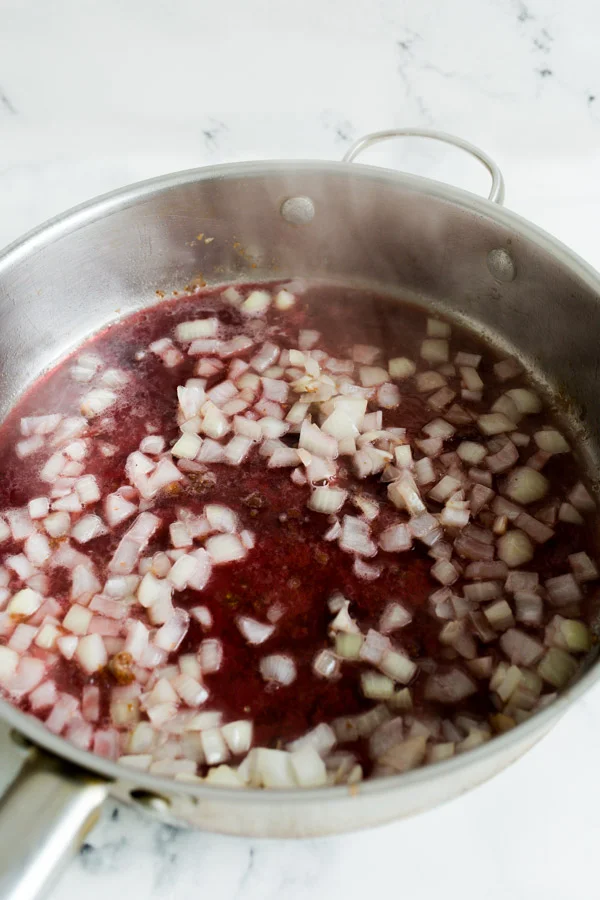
[537,647,577,688]
[205,533,246,565]
[568,551,599,582]
[379,650,416,684]
[421,339,449,365]
[198,638,223,673]
[500,628,544,666]
[378,523,412,553]
[236,616,274,645]
[380,602,412,633]
[477,413,516,436]
[425,669,476,703]
[388,357,416,379]
[504,467,548,505]
[339,515,377,557]
[568,481,595,513]
[497,529,534,567]
[299,420,338,459]
[353,558,382,581]
[75,633,107,673]
[545,573,582,607]
[312,649,341,679]
[308,487,347,515]
[259,654,296,686]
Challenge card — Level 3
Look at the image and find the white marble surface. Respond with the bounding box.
[1,0,600,897]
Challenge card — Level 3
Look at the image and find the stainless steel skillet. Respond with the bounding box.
[0,129,598,900]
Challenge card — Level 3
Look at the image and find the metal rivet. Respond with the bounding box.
[130,789,172,814]
[487,248,516,283]
[280,196,315,225]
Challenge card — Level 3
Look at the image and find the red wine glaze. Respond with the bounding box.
[0,281,596,781]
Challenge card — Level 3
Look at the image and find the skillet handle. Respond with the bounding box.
[0,742,109,900]
[343,128,505,205]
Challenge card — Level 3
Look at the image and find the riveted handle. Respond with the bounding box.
[343,128,505,204]
[0,744,109,900]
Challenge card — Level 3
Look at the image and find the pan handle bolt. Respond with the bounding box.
[280,196,315,225]
[487,248,516,282]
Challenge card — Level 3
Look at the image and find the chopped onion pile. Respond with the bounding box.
[0,281,597,789]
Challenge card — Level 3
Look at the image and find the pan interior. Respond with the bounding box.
[0,160,599,810]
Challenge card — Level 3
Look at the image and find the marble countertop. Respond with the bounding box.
[1,0,600,896]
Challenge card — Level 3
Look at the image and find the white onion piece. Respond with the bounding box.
[500,628,544,667]
[477,413,517,435]
[249,341,279,373]
[497,530,534,567]
[378,524,412,553]
[428,386,456,411]
[75,634,107,673]
[268,448,301,468]
[71,565,101,601]
[568,551,599,582]
[379,650,417,684]
[222,720,253,755]
[23,533,51,567]
[353,558,382,581]
[258,417,289,440]
[27,498,49,520]
[491,394,522,424]
[514,512,554,544]
[312,649,341,680]
[299,420,338,459]
[380,602,412,633]
[339,515,377,557]
[378,383,401,408]
[414,458,436,486]
[205,533,246,565]
[104,492,137,528]
[388,357,416,379]
[80,388,117,418]
[259,654,297,686]
[422,418,455,439]
[568,482,595,513]
[388,472,426,516]
[198,638,223,674]
[154,608,190,652]
[237,616,274,645]
[359,366,388,387]
[275,289,295,310]
[16,435,44,458]
[428,475,461,503]
[321,409,358,442]
[170,433,201,459]
[204,504,237,534]
[30,680,58,711]
[200,403,230,440]
[425,669,476,703]
[416,371,446,393]
[6,553,34,580]
[8,624,37,653]
[533,429,569,454]
[421,339,449,365]
[234,416,262,441]
[545,573,582,607]
[308,487,347,515]
[431,559,459,585]
[71,515,107,545]
[323,519,341,541]
[504,467,548,505]
[493,357,522,381]
[195,438,223,464]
